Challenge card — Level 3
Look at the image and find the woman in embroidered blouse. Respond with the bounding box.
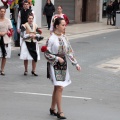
[50,5,69,34]
[44,17,81,119]
[0,6,13,76]
[20,14,42,76]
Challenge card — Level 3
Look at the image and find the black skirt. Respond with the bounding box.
[25,41,38,62]
[0,36,7,58]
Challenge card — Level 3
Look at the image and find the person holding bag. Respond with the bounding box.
[43,17,81,119]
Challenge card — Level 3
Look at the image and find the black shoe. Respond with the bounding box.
[0,71,5,76]
[31,71,38,76]
[50,108,57,116]
[18,53,20,56]
[24,71,28,76]
[57,112,66,119]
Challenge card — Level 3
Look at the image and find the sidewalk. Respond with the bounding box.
[12,19,119,49]
[41,18,119,41]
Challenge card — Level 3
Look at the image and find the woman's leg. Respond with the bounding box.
[24,60,28,72]
[50,86,65,117]
[31,60,38,76]
[50,86,64,112]
[110,14,112,25]
[32,60,36,72]
[55,86,64,114]
[1,58,6,72]
[107,18,109,25]
[46,16,49,29]
[48,16,52,29]
[112,15,115,25]
[50,86,57,110]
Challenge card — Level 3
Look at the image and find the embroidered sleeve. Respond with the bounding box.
[44,39,58,65]
[20,26,30,39]
[66,37,78,66]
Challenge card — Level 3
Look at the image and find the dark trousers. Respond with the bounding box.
[107,14,112,25]
[15,33,20,47]
[112,13,116,25]
[46,16,52,29]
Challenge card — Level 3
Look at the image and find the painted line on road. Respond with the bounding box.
[14,92,92,100]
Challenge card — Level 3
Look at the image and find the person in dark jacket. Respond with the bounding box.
[106,1,113,25]
[112,0,119,26]
[43,0,55,30]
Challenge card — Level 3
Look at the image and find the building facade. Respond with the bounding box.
[0,0,103,27]
[42,0,103,26]
[54,0,102,23]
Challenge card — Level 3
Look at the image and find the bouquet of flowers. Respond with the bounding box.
[37,28,42,34]
[41,46,48,52]
[7,29,13,37]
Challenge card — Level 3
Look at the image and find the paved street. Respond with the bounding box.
[0,30,120,120]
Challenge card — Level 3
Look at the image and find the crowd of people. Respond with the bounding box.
[0,0,81,119]
[106,0,120,26]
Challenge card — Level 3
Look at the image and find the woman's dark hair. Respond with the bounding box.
[54,17,64,29]
[23,0,29,4]
[58,5,63,9]
[27,13,34,19]
[46,0,53,5]
[0,6,6,11]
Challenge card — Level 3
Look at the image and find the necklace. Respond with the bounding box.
[54,32,62,36]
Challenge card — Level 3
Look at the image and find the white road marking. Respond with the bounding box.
[14,92,92,100]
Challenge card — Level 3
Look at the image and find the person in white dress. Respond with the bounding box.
[20,14,43,76]
[44,17,81,119]
[0,6,13,76]
[50,5,69,34]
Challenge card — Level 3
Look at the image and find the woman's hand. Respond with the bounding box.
[76,64,81,71]
[0,32,7,36]
[58,57,64,64]
[30,34,36,39]
[7,30,11,34]
[17,29,21,33]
